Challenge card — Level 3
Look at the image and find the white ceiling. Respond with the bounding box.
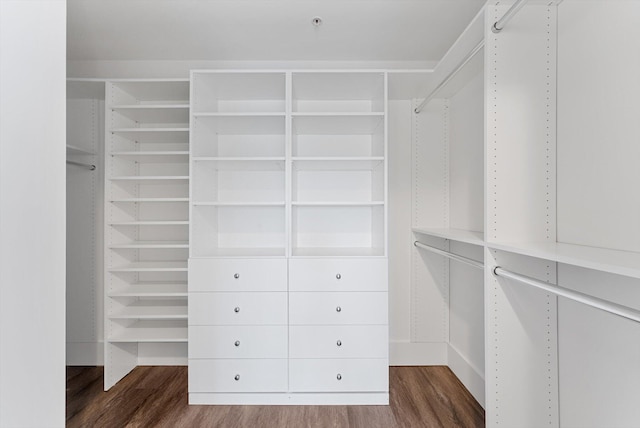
[67,0,486,63]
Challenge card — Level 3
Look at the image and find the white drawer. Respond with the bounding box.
[289,359,388,392]
[289,292,387,325]
[190,326,287,359]
[289,325,388,359]
[189,292,287,325]
[189,258,287,292]
[289,258,387,291]
[189,359,288,393]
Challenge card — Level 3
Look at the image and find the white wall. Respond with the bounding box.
[0,1,67,426]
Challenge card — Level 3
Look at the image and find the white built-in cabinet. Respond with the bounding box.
[411,1,640,426]
[188,70,389,405]
[104,80,190,388]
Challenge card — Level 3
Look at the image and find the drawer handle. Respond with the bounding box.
[234,273,240,279]
[234,340,240,347]
[336,306,342,313]
[336,340,342,347]
[337,374,342,381]
[336,273,341,280]
[234,307,240,313]
[234,374,240,381]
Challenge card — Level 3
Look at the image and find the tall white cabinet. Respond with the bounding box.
[188,70,389,405]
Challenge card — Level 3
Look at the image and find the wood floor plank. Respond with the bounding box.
[67,366,484,428]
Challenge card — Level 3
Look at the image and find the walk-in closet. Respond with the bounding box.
[1,0,639,426]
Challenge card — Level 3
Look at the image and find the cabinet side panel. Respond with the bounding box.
[557,1,640,253]
[486,4,557,244]
[485,249,559,427]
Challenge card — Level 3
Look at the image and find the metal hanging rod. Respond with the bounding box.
[414,40,484,114]
[493,266,640,324]
[67,160,96,171]
[492,0,529,33]
[414,241,484,270]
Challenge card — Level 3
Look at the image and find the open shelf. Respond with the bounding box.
[108,321,187,343]
[109,241,189,249]
[192,158,285,170]
[67,144,94,156]
[413,228,484,247]
[487,241,640,280]
[292,158,384,170]
[111,105,189,126]
[291,247,385,258]
[111,127,190,133]
[109,261,188,272]
[110,176,189,184]
[292,114,384,135]
[190,247,286,258]
[292,72,385,113]
[110,300,187,320]
[110,197,189,203]
[108,283,188,297]
[108,80,189,106]
[191,71,286,114]
[192,202,285,207]
[110,221,189,226]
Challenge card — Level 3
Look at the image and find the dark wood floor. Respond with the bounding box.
[67,366,484,427]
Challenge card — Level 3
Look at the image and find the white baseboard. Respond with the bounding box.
[189,392,389,405]
[66,341,104,366]
[389,341,448,365]
[447,343,485,408]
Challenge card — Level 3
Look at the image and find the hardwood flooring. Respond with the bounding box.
[66,366,484,427]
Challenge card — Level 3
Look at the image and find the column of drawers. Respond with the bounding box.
[188,258,288,393]
[288,258,389,393]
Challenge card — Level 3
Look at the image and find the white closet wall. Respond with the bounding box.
[66,81,104,365]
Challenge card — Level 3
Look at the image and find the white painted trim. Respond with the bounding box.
[189,392,389,405]
[447,343,485,408]
[389,341,448,365]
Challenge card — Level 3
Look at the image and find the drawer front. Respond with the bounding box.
[289,325,388,359]
[189,292,287,325]
[289,359,388,392]
[190,326,287,359]
[289,258,387,292]
[189,359,288,393]
[189,258,287,292]
[289,292,388,325]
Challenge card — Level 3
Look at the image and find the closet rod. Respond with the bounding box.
[493,266,640,324]
[491,0,529,33]
[414,40,484,114]
[67,160,96,171]
[414,241,484,270]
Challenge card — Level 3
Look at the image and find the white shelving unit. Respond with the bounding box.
[104,79,190,389]
[188,70,388,405]
[410,7,486,406]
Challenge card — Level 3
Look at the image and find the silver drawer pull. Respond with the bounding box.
[234,340,240,347]
[234,374,240,381]
[336,340,342,347]
[336,306,342,313]
[234,307,240,313]
[234,273,240,279]
[336,374,342,381]
[336,273,341,280]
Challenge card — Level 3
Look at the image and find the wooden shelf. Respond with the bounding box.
[109,261,188,272]
[487,241,640,280]
[413,228,484,246]
[110,241,189,249]
[108,321,187,343]
[108,283,188,297]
